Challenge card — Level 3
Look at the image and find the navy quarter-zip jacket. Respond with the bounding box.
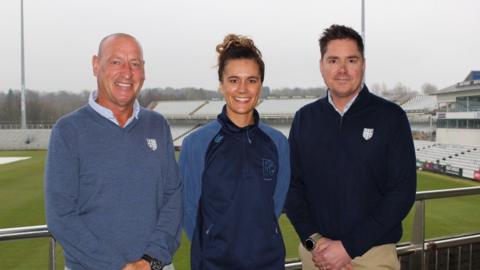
[285,86,416,258]
[180,107,290,270]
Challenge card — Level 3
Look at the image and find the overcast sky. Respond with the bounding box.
[1,0,479,93]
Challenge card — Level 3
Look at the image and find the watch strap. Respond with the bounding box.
[310,233,322,242]
[141,254,164,270]
[142,254,154,263]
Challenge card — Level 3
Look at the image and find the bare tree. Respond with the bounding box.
[0,89,88,125]
[421,83,438,95]
[370,83,389,96]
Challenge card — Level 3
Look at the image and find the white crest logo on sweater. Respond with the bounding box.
[362,128,374,141]
[146,138,157,151]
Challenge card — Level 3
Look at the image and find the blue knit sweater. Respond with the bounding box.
[45,105,182,270]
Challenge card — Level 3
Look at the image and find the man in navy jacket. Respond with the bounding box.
[285,25,416,270]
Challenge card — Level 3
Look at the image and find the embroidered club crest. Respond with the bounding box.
[146,138,158,151]
[262,159,275,181]
[362,128,374,141]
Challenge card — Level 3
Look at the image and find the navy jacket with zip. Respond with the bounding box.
[285,86,416,258]
[180,106,290,270]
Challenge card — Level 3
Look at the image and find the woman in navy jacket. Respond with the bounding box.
[179,34,290,270]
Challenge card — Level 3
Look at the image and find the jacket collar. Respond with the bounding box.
[217,105,259,134]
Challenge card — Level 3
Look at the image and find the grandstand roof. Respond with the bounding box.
[435,70,480,95]
[150,98,317,146]
[465,71,480,81]
[401,95,437,112]
[151,97,319,118]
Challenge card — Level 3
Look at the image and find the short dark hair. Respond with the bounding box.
[319,24,364,59]
[216,34,265,82]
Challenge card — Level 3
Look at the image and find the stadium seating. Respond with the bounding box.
[170,124,202,146]
[152,100,208,116]
[257,98,316,117]
[415,140,480,179]
[193,100,225,116]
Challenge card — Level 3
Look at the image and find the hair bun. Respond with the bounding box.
[215,33,265,82]
[216,34,261,57]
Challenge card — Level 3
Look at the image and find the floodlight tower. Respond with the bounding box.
[361,0,366,83]
[361,0,366,47]
[20,0,27,129]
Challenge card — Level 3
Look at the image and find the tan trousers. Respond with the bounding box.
[298,243,400,270]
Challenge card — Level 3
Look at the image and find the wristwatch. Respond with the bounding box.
[304,233,322,251]
[142,254,164,270]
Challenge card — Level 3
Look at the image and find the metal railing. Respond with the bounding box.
[0,225,56,270]
[404,186,480,270]
[284,186,480,270]
[1,187,480,270]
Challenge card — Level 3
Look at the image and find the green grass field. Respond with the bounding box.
[0,150,479,269]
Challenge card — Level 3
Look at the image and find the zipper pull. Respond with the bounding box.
[206,224,214,235]
[246,130,252,144]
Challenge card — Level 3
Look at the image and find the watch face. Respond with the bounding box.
[305,239,315,251]
[151,260,163,270]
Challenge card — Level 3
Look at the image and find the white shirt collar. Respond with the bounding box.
[327,84,363,116]
[88,90,140,127]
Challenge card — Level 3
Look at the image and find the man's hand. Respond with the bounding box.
[121,259,151,270]
[311,237,352,270]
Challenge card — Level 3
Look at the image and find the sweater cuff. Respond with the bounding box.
[145,245,172,265]
[299,226,319,243]
[341,233,369,259]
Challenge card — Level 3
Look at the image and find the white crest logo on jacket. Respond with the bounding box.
[362,128,374,141]
[146,138,157,151]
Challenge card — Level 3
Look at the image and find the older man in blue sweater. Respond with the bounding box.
[45,33,182,270]
[285,25,416,270]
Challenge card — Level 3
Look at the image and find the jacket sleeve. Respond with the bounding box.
[144,124,183,264]
[273,135,291,218]
[341,110,417,258]
[284,111,319,242]
[45,123,127,270]
[179,135,202,241]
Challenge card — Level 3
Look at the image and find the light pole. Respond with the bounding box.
[361,0,366,83]
[20,0,27,129]
[361,0,366,46]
